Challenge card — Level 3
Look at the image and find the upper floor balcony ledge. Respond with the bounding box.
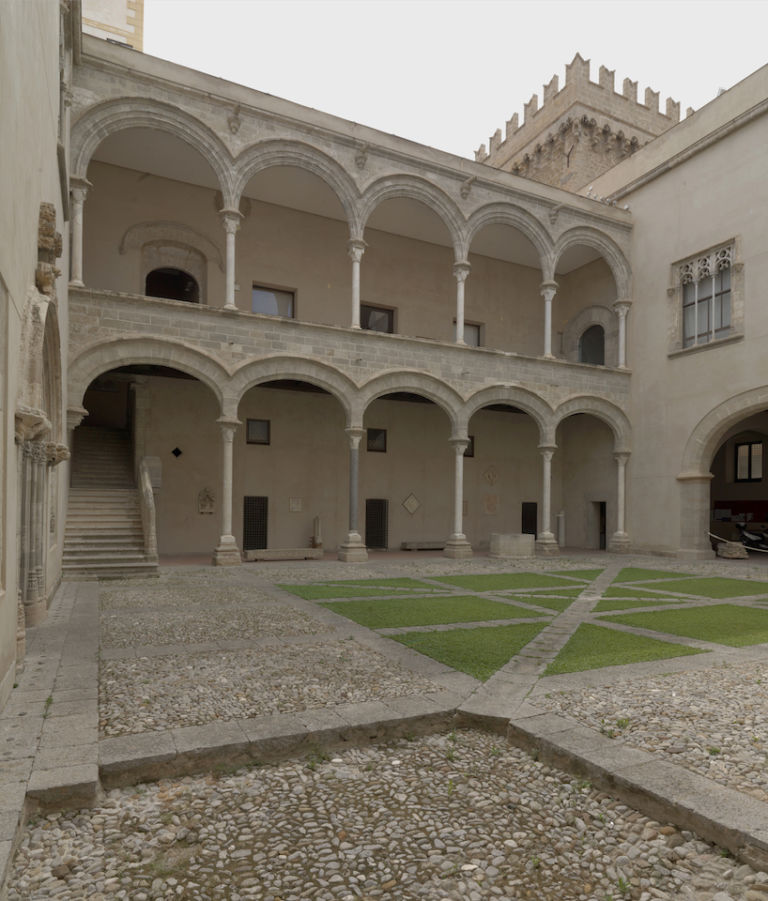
[68,287,631,411]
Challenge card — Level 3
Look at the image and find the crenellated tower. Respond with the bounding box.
[476,53,688,191]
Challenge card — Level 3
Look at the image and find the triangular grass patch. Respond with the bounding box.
[600,603,768,646]
[602,586,685,599]
[544,623,703,675]
[613,568,692,583]
[511,594,576,612]
[592,598,683,613]
[636,577,768,599]
[394,622,547,682]
[435,573,581,592]
[320,595,548,629]
[552,569,603,581]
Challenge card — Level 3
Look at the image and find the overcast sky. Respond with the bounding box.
[143,0,768,159]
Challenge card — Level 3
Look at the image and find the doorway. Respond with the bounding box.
[521,502,538,538]
[365,498,389,549]
[243,496,268,550]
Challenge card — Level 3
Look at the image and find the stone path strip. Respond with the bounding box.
[6,553,768,898]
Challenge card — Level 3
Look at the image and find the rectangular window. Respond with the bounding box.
[367,428,387,452]
[736,442,763,482]
[454,321,482,346]
[680,245,732,348]
[252,285,294,318]
[361,304,394,333]
[246,419,270,445]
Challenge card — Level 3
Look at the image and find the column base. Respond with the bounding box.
[222,304,238,312]
[212,536,242,566]
[443,535,473,559]
[608,532,631,553]
[535,532,559,556]
[23,599,47,627]
[338,532,368,562]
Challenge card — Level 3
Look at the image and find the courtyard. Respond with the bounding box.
[6,553,768,899]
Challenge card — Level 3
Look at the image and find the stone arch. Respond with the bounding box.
[359,176,464,255]
[71,98,234,202]
[68,338,229,412]
[229,356,357,424]
[232,140,360,233]
[553,226,631,299]
[119,221,224,272]
[681,387,768,475]
[562,305,617,367]
[459,385,554,443]
[356,371,462,432]
[463,203,553,273]
[553,395,631,453]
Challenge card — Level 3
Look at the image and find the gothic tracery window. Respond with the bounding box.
[680,244,732,347]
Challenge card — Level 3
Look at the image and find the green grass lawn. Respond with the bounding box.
[394,623,547,681]
[552,569,604,581]
[434,573,581,592]
[600,603,768,646]
[632,577,768,599]
[279,578,438,599]
[613,568,692,583]
[320,595,549,629]
[544,623,703,675]
[512,594,577,612]
[592,598,681,613]
[601,586,681,599]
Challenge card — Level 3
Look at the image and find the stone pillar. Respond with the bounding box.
[613,300,631,369]
[339,427,368,562]
[213,417,242,565]
[535,444,559,555]
[444,437,473,558]
[22,440,48,625]
[540,281,558,359]
[348,239,366,329]
[608,451,631,552]
[453,261,471,344]
[677,472,716,560]
[221,209,243,311]
[69,178,90,287]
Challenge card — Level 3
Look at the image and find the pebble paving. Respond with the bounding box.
[10,730,767,901]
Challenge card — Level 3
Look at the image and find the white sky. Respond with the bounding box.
[143,0,768,159]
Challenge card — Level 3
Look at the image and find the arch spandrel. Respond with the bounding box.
[359,176,464,257]
[463,203,554,275]
[229,356,357,425]
[68,338,229,412]
[553,395,631,453]
[356,371,463,432]
[681,387,768,475]
[232,141,361,234]
[71,98,234,202]
[459,386,554,444]
[553,226,631,299]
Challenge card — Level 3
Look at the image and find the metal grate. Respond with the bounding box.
[243,496,268,550]
[365,498,388,549]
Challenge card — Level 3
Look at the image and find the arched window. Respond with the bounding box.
[579,325,605,365]
[145,267,200,303]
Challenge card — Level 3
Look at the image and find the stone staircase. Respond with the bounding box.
[63,427,158,579]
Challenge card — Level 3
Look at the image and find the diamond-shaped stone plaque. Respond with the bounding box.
[402,493,421,515]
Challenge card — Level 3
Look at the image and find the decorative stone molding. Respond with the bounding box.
[119,221,224,272]
[227,104,241,135]
[458,384,553,442]
[552,395,632,453]
[461,203,553,272]
[553,225,632,300]
[356,371,463,433]
[355,143,368,170]
[15,406,52,442]
[36,202,62,297]
[45,443,70,466]
[562,305,618,367]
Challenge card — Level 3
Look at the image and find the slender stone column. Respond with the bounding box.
[23,441,48,625]
[613,300,631,369]
[540,281,558,358]
[677,472,716,560]
[339,427,368,562]
[213,417,242,565]
[444,437,473,558]
[348,239,366,329]
[220,210,243,311]
[69,178,90,287]
[608,451,631,552]
[535,444,559,555]
[453,261,471,344]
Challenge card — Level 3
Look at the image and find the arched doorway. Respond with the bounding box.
[145,266,200,303]
[578,324,605,365]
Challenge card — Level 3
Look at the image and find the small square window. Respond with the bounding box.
[246,419,271,445]
[367,428,387,452]
[455,321,482,346]
[736,441,762,482]
[464,435,475,458]
[361,304,394,333]
[252,285,294,318]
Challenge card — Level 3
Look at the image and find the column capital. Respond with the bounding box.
[613,298,632,317]
[217,416,241,439]
[220,209,243,234]
[613,450,631,464]
[70,175,92,198]
[453,260,471,282]
[347,238,367,262]
[345,426,366,448]
[15,406,51,442]
[449,436,470,454]
[66,405,89,432]
[538,443,557,457]
[540,280,558,300]
[46,442,70,466]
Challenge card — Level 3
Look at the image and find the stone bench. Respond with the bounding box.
[400,540,445,551]
[245,548,324,561]
[489,532,535,558]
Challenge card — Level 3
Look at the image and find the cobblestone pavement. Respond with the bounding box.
[10,730,768,901]
[9,552,768,900]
